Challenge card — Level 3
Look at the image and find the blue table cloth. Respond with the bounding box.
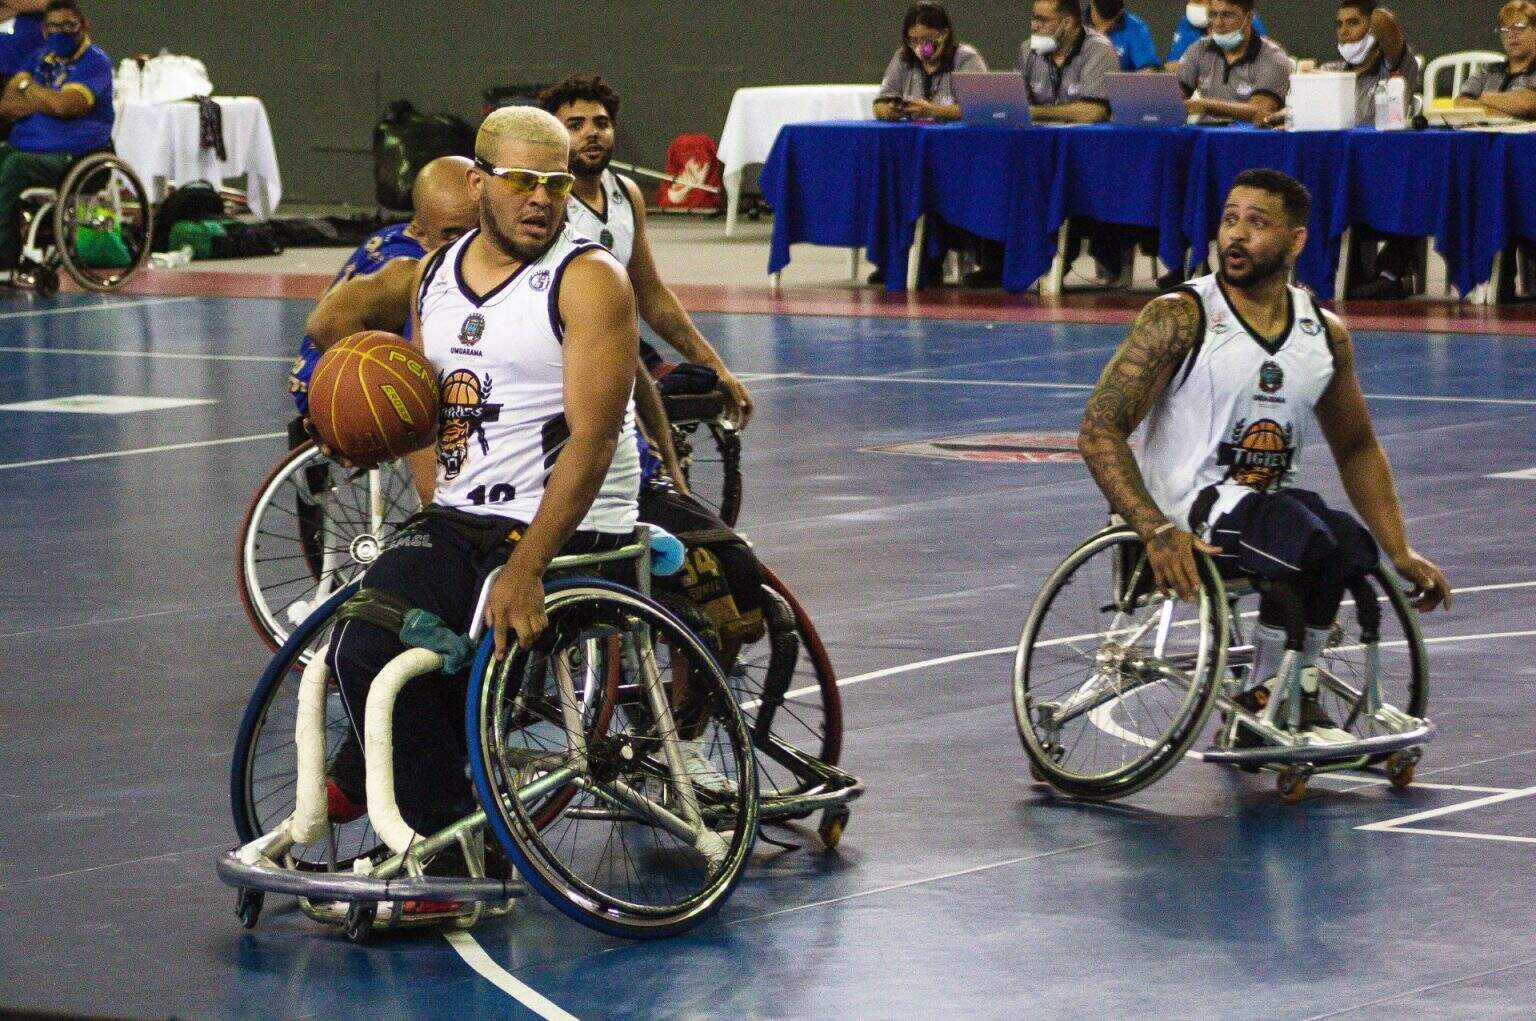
[1474,132,1536,285]
[1339,129,1494,298]
[760,121,924,288]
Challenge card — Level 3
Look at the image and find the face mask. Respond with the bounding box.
[1212,26,1247,52]
[1337,33,1376,65]
[1186,3,1209,29]
[1029,33,1059,55]
[911,36,945,61]
[45,32,77,58]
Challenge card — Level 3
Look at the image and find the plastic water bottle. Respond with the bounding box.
[646,525,687,577]
[1374,78,1408,130]
[1373,80,1391,130]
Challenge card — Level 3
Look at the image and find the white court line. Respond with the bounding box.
[1357,785,1536,844]
[443,931,580,1021]
[749,371,1536,407]
[0,296,195,320]
[0,345,291,364]
[0,431,285,472]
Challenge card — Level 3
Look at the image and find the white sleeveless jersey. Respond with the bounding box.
[417,225,640,534]
[1137,274,1337,533]
[565,170,636,267]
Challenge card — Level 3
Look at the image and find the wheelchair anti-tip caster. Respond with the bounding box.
[1385,749,1420,790]
[32,267,58,298]
[343,901,376,943]
[1277,766,1312,804]
[235,888,263,930]
[818,805,851,851]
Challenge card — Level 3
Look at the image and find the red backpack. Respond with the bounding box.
[656,133,723,212]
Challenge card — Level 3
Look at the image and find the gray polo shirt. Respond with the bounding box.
[1460,59,1536,100]
[1322,42,1421,126]
[877,43,988,107]
[1018,28,1117,106]
[1178,33,1292,121]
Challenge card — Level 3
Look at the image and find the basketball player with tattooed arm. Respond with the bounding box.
[1077,169,1450,732]
[320,106,647,846]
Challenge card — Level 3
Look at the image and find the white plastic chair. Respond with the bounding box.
[1423,51,1505,108]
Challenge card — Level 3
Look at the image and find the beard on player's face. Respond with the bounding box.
[1218,236,1289,288]
[570,143,613,178]
[480,190,562,263]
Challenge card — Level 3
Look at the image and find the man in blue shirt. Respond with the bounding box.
[1165,1,1267,68]
[1086,0,1160,72]
[0,0,111,271]
[0,1,46,80]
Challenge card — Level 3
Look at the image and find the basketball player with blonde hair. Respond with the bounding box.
[1078,169,1450,732]
[322,105,646,842]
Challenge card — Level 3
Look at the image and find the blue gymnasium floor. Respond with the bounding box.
[1,293,1535,1020]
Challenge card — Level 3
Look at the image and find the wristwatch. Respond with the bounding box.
[16,78,30,92]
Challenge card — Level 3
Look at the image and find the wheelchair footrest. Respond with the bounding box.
[1201,719,1435,766]
[755,768,865,823]
[216,850,526,904]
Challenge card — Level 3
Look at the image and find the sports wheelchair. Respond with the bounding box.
[221,528,860,940]
[10,152,152,296]
[238,389,742,653]
[1012,522,1432,803]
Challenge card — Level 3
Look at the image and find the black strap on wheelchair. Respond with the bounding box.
[1346,574,1383,644]
[672,527,742,547]
[336,587,414,633]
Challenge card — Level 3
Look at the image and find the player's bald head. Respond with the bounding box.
[409,155,476,250]
[474,106,570,168]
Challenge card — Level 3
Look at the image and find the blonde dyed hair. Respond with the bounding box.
[1501,0,1536,24]
[474,106,569,163]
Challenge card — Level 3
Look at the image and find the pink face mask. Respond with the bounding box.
[911,36,945,61]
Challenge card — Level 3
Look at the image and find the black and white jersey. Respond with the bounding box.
[417,225,640,534]
[565,170,636,268]
[1137,273,1336,533]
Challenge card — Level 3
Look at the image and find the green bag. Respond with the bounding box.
[74,225,133,268]
[167,218,228,260]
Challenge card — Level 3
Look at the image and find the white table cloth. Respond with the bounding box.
[112,96,282,219]
[717,84,880,235]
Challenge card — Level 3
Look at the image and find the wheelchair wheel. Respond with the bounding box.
[1311,564,1429,757]
[1013,527,1228,801]
[671,563,843,799]
[54,153,153,293]
[468,580,758,938]
[230,581,385,870]
[672,416,743,527]
[238,440,420,653]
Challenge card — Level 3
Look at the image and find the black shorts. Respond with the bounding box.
[1194,486,1379,585]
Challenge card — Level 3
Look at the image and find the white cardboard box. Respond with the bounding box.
[1288,72,1356,131]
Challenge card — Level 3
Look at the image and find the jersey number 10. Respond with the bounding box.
[466,482,516,506]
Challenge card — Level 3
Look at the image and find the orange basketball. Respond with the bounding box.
[308,331,438,464]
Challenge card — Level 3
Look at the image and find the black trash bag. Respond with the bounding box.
[373,100,473,212]
[210,221,284,259]
[152,180,224,252]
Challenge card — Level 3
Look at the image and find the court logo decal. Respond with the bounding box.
[1259,360,1284,394]
[437,370,502,480]
[863,432,1103,464]
[1218,418,1295,489]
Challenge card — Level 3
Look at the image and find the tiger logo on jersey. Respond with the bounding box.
[437,369,502,480]
[1218,418,1295,490]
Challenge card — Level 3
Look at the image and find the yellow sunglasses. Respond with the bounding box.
[473,158,576,201]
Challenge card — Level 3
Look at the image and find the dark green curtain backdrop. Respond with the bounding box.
[88,2,1503,204]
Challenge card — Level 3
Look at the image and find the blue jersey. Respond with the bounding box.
[10,38,113,155]
[291,223,424,417]
[1102,11,1161,72]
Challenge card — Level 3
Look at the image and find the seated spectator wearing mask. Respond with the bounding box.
[0,0,111,278]
[1315,2,1419,300]
[874,1,987,124]
[1178,0,1289,125]
[1086,0,1160,73]
[1020,0,1116,124]
[0,1,45,81]
[1456,1,1536,121]
[1165,1,1267,71]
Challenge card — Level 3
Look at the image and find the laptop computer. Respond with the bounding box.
[1107,73,1188,128]
[952,72,1033,128]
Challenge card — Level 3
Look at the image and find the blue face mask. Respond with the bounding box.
[46,32,79,58]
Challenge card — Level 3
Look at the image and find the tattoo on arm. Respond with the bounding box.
[1078,293,1199,540]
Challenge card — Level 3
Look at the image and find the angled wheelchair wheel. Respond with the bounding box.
[230,581,385,870]
[1013,526,1229,801]
[1311,564,1429,759]
[468,580,758,939]
[54,153,153,293]
[671,415,743,527]
[238,440,420,653]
